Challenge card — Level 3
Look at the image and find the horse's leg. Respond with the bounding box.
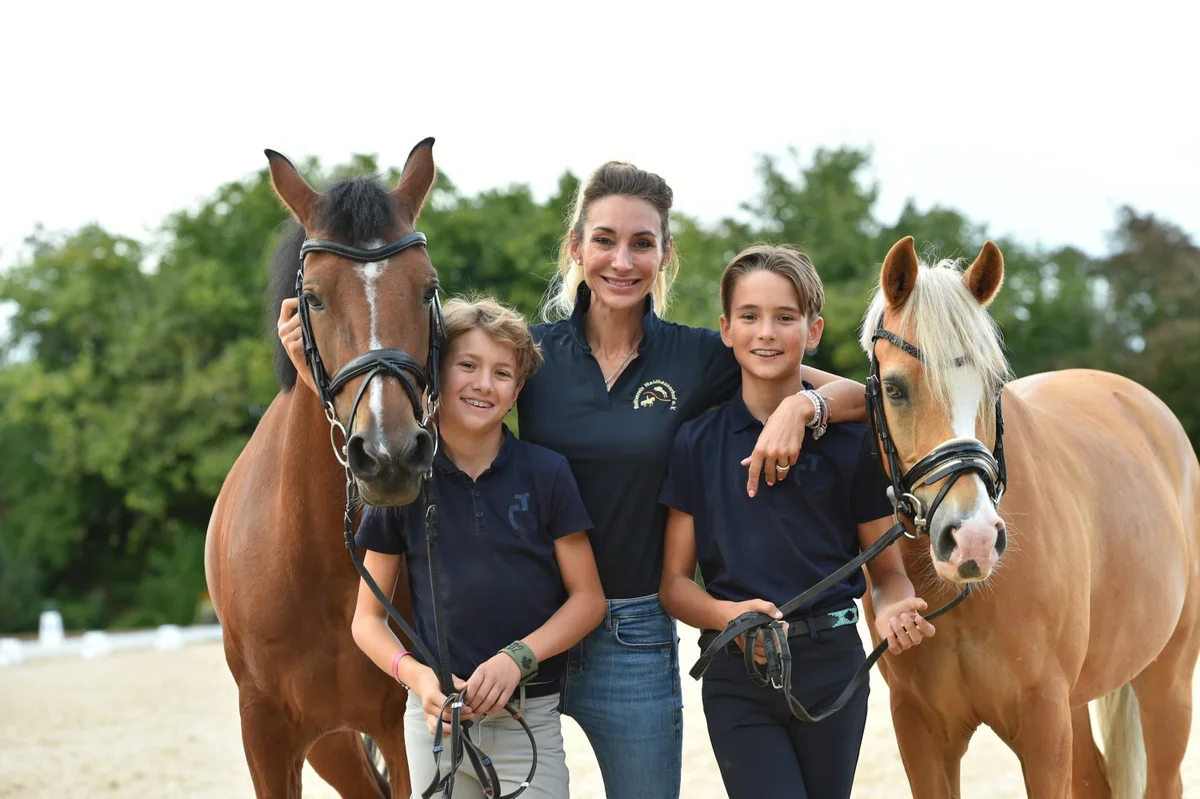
[1006,695,1073,799]
[1130,630,1198,798]
[306,731,389,799]
[239,692,307,799]
[373,728,413,799]
[1069,704,1110,799]
[890,696,971,798]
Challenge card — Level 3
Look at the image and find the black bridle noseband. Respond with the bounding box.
[691,323,1008,723]
[297,231,537,798]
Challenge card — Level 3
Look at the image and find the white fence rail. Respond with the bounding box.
[0,610,222,667]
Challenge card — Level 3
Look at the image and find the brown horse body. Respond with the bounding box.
[862,238,1200,798]
[206,141,442,798]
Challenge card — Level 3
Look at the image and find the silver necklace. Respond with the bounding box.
[602,338,641,390]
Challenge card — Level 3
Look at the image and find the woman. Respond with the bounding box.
[279,161,868,798]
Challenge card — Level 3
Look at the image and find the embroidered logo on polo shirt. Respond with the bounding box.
[507,492,530,530]
[633,380,678,411]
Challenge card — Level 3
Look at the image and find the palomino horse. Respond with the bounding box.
[205,139,442,797]
[859,236,1200,798]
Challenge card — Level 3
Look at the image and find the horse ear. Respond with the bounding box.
[393,137,437,221]
[881,236,920,309]
[264,150,319,229]
[963,240,1005,307]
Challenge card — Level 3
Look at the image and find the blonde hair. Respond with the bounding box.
[858,258,1011,415]
[541,161,680,321]
[441,296,543,383]
[719,244,825,321]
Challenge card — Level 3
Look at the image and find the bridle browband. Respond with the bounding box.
[297,230,538,798]
[690,320,1008,723]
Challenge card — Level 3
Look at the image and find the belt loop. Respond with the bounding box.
[806,615,820,641]
[519,684,527,714]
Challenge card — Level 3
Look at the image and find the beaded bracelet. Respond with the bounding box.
[499,640,539,683]
[799,389,829,439]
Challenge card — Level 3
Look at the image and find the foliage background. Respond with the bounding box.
[2,148,1196,632]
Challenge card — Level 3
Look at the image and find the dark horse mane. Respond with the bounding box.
[268,175,402,391]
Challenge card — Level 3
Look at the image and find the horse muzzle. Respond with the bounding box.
[347,426,435,506]
[932,508,1007,583]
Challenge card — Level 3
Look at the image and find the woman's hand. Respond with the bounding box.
[277,297,318,395]
[741,393,816,497]
[874,596,936,655]
[720,598,787,666]
[465,652,523,717]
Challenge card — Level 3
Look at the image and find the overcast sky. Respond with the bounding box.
[2,0,1196,276]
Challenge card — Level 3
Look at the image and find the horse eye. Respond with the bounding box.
[423,285,439,305]
[884,383,905,400]
[304,293,324,311]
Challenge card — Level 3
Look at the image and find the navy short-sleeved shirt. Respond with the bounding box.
[355,426,593,682]
[519,285,741,599]
[658,388,894,614]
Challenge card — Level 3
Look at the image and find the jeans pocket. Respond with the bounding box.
[613,610,674,649]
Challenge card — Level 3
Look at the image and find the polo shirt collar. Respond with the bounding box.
[728,382,818,433]
[432,424,517,477]
[568,283,662,353]
[729,388,763,433]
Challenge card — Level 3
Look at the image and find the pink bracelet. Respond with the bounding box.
[391,649,412,683]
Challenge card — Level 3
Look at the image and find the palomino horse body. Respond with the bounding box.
[860,236,1200,798]
[205,139,442,797]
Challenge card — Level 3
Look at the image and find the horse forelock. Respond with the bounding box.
[860,257,1011,421]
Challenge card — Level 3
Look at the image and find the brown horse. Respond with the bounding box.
[204,139,442,797]
[859,236,1200,798]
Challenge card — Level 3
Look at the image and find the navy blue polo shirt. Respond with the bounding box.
[355,426,593,682]
[519,284,741,599]
[658,388,894,615]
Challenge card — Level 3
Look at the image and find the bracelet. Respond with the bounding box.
[499,640,539,683]
[799,389,829,439]
[391,649,412,683]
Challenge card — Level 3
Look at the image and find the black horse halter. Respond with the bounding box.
[690,322,1004,723]
[297,232,538,799]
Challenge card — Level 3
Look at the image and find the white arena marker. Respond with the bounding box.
[81,630,111,659]
[0,638,23,667]
[154,624,184,650]
[38,609,64,648]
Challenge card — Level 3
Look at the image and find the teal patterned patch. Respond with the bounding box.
[828,607,859,629]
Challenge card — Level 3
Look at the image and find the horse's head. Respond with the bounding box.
[861,236,1011,584]
[267,139,440,506]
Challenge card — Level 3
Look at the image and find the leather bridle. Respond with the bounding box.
[297,231,537,798]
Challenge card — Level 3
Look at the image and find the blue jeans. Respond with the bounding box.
[559,593,683,799]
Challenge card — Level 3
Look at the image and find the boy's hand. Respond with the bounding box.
[410,669,475,737]
[721,598,788,666]
[874,597,936,655]
[465,652,522,717]
[277,297,318,395]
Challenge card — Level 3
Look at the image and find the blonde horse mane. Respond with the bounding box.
[859,256,1013,419]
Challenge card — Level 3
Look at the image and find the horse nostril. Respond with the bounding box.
[347,434,383,479]
[995,522,1008,555]
[409,428,435,471]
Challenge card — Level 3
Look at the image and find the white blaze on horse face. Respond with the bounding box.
[355,243,388,440]
[935,366,1005,580]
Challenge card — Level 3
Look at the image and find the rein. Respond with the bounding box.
[297,232,537,798]
[690,325,1008,723]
